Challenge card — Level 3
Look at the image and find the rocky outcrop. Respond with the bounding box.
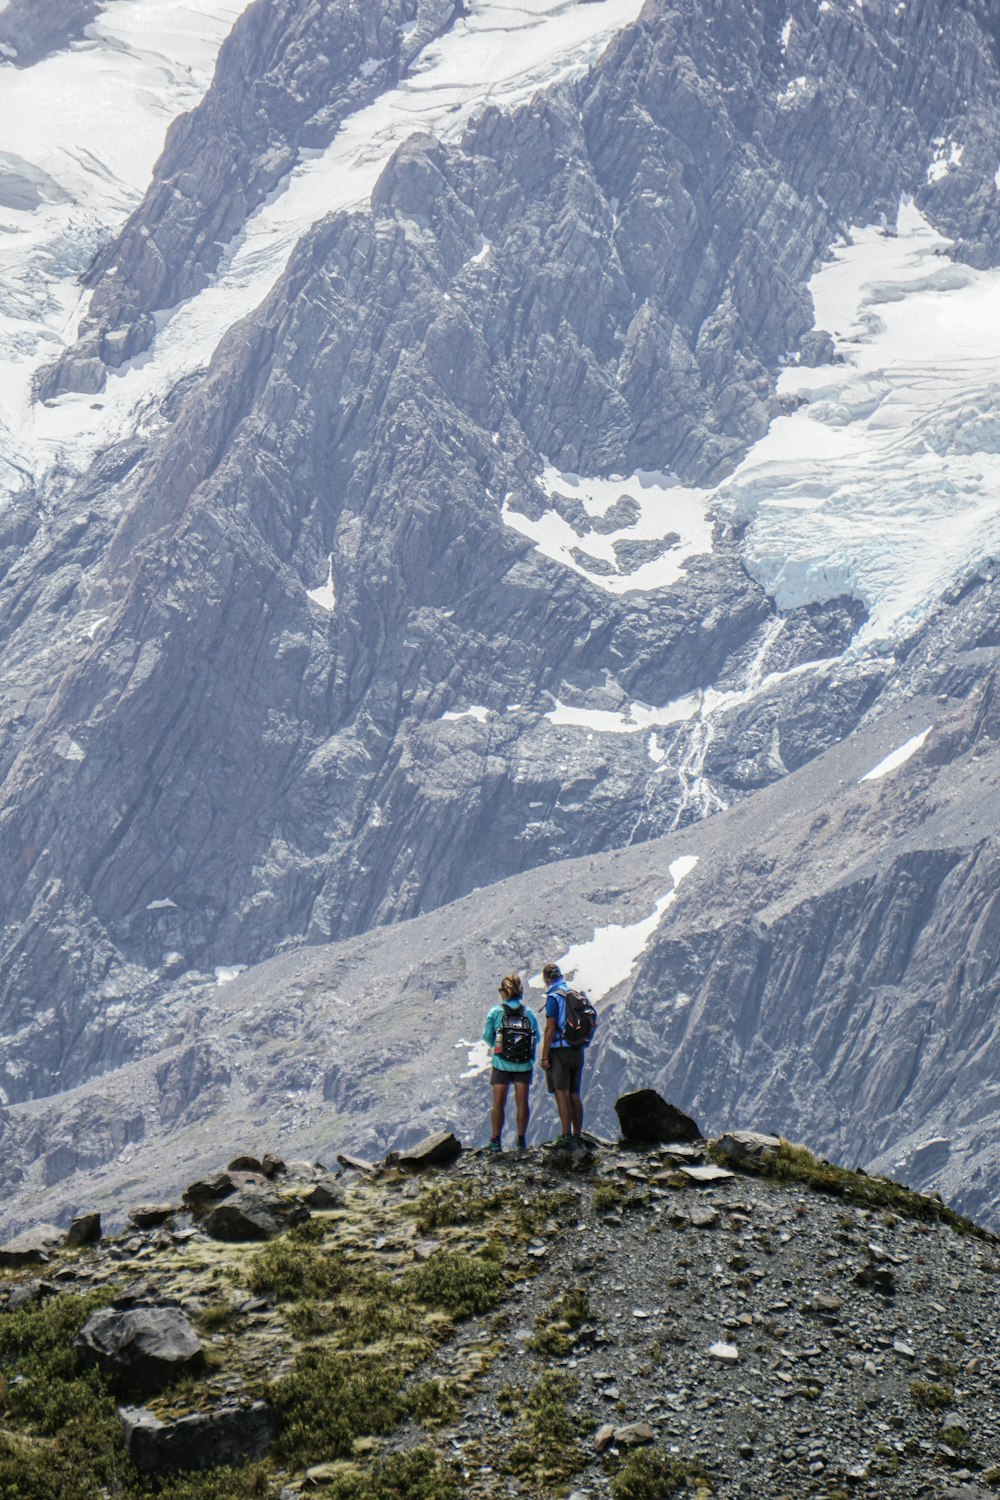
[202,1186,308,1241]
[614,1090,701,1146]
[122,1400,274,1473]
[75,1306,203,1395]
[0,0,102,68]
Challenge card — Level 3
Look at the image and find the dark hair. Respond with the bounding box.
[499,974,523,1001]
[541,963,562,985]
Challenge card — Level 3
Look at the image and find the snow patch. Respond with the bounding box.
[441,705,490,722]
[544,855,698,1002]
[780,17,793,51]
[215,965,247,985]
[545,694,700,735]
[456,1037,491,1078]
[927,140,964,184]
[502,467,714,595]
[860,726,932,782]
[146,898,178,911]
[307,555,336,613]
[719,201,1000,644]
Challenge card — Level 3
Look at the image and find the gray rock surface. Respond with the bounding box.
[75,1306,203,1394]
[614,1091,701,1145]
[122,1400,274,1473]
[202,1186,306,1241]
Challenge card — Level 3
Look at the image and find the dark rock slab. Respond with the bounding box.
[128,1204,178,1230]
[304,1176,345,1210]
[202,1187,307,1242]
[261,1153,286,1177]
[66,1212,102,1247]
[389,1131,462,1170]
[121,1400,274,1473]
[76,1306,202,1395]
[615,1091,701,1146]
[0,1225,64,1267]
[227,1155,264,1174]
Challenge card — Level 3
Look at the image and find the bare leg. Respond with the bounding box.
[553,1088,573,1136]
[491,1082,510,1139]
[570,1092,583,1135]
[513,1080,530,1138]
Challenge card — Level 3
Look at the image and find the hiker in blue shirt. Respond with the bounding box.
[482,973,540,1152]
[540,962,596,1150]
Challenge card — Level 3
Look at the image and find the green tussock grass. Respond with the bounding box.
[711,1140,992,1238]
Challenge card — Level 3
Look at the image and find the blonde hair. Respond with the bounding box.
[499,974,523,1001]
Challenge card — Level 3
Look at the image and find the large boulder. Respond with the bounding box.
[121,1401,274,1473]
[182,1171,239,1215]
[615,1091,701,1146]
[202,1186,307,1242]
[128,1205,178,1230]
[75,1307,202,1395]
[0,1225,64,1268]
[712,1130,783,1166]
[389,1131,462,1170]
[66,1212,102,1247]
[303,1175,345,1210]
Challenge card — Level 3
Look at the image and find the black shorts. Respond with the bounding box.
[547,1047,584,1094]
[491,1068,531,1088]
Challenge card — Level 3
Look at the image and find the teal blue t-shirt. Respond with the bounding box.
[482,1001,540,1073]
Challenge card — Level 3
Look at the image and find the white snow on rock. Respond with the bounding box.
[0,0,252,490]
[441,705,490,722]
[543,854,698,1001]
[146,898,178,911]
[214,964,247,985]
[780,17,793,51]
[927,139,964,184]
[502,467,714,595]
[720,201,1000,645]
[306,555,337,613]
[860,726,932,782]
[7,0,647,499]
[456,1037,491,1078]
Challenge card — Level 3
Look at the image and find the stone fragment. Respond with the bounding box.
[892,1339,916,1358]
[128,1205,178,1230]
[122,1400,274,1473]
[227,1155,265,1174]
[336,1153,377,1174]
[613,1422,655,1446]
[7,1278,57,1310]
[303,1175,345,1210]
[76,1307,202,1395]
[688,1204,720,1229]
[261,1153,286,1177]
[614,1090,701,1145]
[182,1172,238,1214]
[680,1165,735,1184]
[708,1342,739,1362]
[712,1130,782,1165]
[66,1212,102,1247]
[202,1187,308,1242]
[389,1131,462,1169]
[593,1423,616,1453]
[0,1225,63,1267]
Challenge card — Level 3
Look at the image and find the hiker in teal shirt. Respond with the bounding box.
[482,974,540,1152]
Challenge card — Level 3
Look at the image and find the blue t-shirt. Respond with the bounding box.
[545,979,596,1049]
[483,1001,540,1073]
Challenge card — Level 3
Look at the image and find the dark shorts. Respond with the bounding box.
[547,1047,584,1094]
[491,1068,531,1088]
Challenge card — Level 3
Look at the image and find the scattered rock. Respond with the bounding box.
[66,1212,102,1247]
[303,1175,345,1210]
[122,1400,274,1473]
[614,1090,701,1145]
[708,1342,739,1363]
[261,1153,286,1177]
[75,1306,202,1395]
[594,1423,616,1453]
[713,1130,783,1165]
[227,1155,265,1174]
[181,1172,239,1215]
[128,1205,178,1230]
[336,1153,377,1174]
[7,1278,58,1310]
[202,1187,308,1242]
[680,1165,735,1184]
[389,1131,462,1170]
[613,1421,655,1446]
[0,1225,64,1267]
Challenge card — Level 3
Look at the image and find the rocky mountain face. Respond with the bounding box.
[1,1127,999,1499]
[0,0,999,1231]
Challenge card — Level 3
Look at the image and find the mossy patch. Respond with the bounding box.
[711,1140,991,1238]
[400,1252,504,1318]
[609,1447,709,1499]
[319,1448,460,1499]
[909,1379,954,1411]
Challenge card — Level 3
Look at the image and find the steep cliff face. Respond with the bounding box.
[0,0,999,1225]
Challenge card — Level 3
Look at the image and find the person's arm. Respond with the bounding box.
[541,1015,556,1069]
[483,1008,500,1053]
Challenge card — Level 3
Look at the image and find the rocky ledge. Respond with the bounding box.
[1,1105,998,1499]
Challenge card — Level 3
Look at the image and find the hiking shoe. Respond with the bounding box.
[487,1138,502,1153]
[552,1134,574,1150]
[516,1136,527,1152]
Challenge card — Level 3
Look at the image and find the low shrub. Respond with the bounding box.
[401,1252,504,1317]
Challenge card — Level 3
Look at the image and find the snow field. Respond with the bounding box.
[859,726,932,782]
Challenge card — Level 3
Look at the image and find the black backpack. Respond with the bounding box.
[498,1006,534,1064]
[561,989,597,1046]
